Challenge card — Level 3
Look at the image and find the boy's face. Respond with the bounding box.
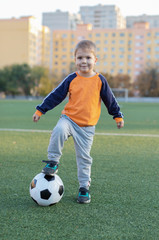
[75,48,97,77]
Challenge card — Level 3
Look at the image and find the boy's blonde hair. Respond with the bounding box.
[74,40,96,57]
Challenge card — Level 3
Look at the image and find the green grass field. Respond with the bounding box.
[0,100,159,240]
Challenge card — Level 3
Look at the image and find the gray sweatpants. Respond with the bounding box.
[47,115,95,189]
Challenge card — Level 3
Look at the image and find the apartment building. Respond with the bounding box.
[0,16,50,69]
[126,14,159,28]
[42,10,82,31]
[80,4,126,29]
[52,22,159,82]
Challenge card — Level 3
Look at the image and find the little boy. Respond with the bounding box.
[33,40,124,204]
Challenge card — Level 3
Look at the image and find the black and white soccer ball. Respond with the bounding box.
[29,173,64,206]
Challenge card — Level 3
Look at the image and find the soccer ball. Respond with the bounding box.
[29,173,64,206]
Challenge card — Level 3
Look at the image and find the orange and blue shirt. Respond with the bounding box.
[35,72,123,126]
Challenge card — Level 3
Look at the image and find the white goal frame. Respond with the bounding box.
[111,88,128,102]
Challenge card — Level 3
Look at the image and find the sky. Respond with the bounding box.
[0,0,159,23]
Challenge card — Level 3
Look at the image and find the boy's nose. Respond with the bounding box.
[82,57,86,63]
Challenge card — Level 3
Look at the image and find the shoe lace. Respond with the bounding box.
[42,160,58,167]
[79,187,89,195]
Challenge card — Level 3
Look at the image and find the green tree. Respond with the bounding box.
[136,68,159,97]
[30,66,46,96]
[36,68,55,96]
[11,64,32,96]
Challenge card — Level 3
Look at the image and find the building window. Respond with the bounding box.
[119,40,124,44]
[119,62,124,66]
[119,47,124,52]
[62,34,67,38]
[136,42,143,46]
[135,35,143,39]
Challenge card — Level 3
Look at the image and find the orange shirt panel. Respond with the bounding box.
[62,73,102,126]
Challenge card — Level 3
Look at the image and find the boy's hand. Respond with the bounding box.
[117,120,124,129]
[33,113,40,122]
[115,118,124,129]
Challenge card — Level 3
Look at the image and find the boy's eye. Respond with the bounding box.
[77,57,82,60]
[87,56,91,59]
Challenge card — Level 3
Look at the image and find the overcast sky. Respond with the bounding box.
[0,0,159,23]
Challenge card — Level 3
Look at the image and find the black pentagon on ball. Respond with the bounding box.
[40,189,51,200]
[58,185,64,196]
[44,175,55,181]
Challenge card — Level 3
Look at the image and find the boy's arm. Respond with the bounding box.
[36,73,76,115]
[99,74,124,127]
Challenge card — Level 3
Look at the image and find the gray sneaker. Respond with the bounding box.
[77,187,91,204]
[42,160,59,176]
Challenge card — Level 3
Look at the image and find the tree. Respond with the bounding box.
[136,68,159,97]
[101,72,133,95]
[0,65,20,96]
[35,68,55,96]
[100,73,114,87]
[12,64,32,96]
[30,66,46,96]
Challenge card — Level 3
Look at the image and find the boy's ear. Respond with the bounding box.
[95,57,98,64]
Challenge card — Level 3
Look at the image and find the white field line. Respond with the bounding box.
[0,128,159,138]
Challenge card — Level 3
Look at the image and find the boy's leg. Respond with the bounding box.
[73,126,95,190]
[42,116,71,175]
[47,116,71,162]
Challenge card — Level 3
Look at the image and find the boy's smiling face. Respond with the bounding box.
[75,48,97,77]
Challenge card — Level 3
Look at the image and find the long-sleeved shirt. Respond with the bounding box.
[36,72,123,126]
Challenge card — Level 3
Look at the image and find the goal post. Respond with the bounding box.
[111,88,128,102]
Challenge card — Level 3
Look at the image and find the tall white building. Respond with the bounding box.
[42,10,82,30]
[80,4,126,29]
[126,14,159,28]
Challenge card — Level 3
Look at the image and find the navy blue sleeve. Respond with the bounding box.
[99,74,123,119]
[36,72,77,114]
